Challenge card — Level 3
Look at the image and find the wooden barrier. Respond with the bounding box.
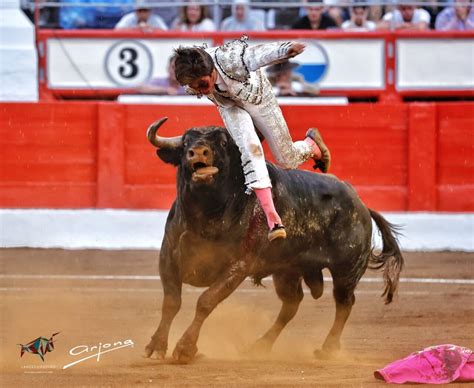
[1,101,473,211]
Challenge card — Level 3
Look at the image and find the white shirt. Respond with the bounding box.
[173,18,216,32]
[115,12,168,30]
[341,20,376,31]
[382,9,431,26]
[221,16,266,31]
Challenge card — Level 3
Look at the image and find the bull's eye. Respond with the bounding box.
[221,140,227,147]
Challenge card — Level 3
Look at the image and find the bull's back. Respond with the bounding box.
[267,164,372,255]
[268,164,365,214]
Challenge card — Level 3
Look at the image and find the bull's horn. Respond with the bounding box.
[146,117,183,149]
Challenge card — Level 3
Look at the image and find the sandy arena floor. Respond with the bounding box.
[0,249,473,387]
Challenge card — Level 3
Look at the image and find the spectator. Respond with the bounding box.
[115,1,167,30]
[221,0,266,31]
[267,7,300,30]
[266,61,319,97]
[378,1,431,30]
[367,2,384,23]
[435,0,474,30]
[324,0,350,27]
[292,0,338,30]
[137,57,185,95]
[342,2,376,30]
[172,2,216,32]
[297,0,349,26]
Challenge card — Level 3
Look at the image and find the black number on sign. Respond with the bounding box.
[119,48,138,79]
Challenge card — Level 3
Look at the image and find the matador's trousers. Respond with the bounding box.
[218,79,313,193]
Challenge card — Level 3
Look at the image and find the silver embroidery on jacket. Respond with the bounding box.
[214,35,250,84]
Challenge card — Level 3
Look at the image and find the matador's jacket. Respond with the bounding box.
[187,36,313,193]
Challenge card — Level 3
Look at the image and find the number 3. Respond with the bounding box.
[119,48,138,79]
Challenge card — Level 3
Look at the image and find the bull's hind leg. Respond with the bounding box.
[250,271,303,353]
[315,275,356,359]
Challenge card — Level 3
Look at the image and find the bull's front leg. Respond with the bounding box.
[144,244,182,360]
[172,260,249,363]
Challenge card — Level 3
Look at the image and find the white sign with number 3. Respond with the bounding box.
[105,40,153,87]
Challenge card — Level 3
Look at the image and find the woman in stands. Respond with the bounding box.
[172,2,215,32]
[435,0,474,30]
[220,0,266,31]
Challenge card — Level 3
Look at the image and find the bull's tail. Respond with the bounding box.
[368,209,404,304]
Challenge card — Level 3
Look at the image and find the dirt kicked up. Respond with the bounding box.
[1,249,473,387]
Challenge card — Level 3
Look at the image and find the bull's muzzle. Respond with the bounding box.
[187,145,212,166]
[187,145,219,182]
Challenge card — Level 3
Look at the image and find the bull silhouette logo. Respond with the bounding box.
[18,332,60,361]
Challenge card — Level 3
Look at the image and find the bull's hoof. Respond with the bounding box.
[314,338,340,359]
[144,340,166,360]
[144,349,166,360]
[172,343,198,364]
[313,349,338,360]
[247,338,273,355]
[322,337,340,353]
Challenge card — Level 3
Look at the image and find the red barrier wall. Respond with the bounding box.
[1,101,473,211]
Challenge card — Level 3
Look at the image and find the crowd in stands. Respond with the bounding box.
[22,0,474,31]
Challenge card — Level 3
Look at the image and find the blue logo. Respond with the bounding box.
[294,41,329,85]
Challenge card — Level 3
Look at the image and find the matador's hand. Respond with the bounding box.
[287,42,306,58]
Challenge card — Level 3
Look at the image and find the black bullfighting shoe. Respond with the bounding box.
[305,128,331,173]
[268,224,287,242]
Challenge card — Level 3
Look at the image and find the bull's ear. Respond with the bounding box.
[156,146,183,166]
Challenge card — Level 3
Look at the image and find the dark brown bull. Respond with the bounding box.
[144,118,404,364]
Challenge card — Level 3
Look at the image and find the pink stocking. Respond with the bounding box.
[254,187,282,229]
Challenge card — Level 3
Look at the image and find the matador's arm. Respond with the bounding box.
[213,37,305,84]
[243,41,305,71]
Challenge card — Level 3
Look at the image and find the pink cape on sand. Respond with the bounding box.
[375,344,474,384]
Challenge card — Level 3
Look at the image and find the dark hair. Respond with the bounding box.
[352,5,368,11]
[173,47,215,85]
[351,0,368,9]
[180,4,208,25]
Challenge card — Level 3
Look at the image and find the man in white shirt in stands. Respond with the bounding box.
[115,0,168,31]
[378,1,431,30]
[341,2,376,31]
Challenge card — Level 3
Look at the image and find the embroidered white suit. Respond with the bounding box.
[187,36,313,192]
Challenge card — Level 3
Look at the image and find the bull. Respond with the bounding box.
[144,118,404,364]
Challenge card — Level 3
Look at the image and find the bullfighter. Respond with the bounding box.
[172,36,331,241]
